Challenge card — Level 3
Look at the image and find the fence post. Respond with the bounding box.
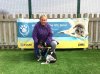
[98,14,100,49]
[73,14,77,18]
[93,14,97,44]
[36,14,40,19]
[94,14,98,49]
[52,14,55,19]
[28,0,32,19]
[68,14,71,18]
[47,14,50,19]
[83,13,88,18]
[24,14,29,19]
[89,14,93,49]
[62,14,66,18]
[57,14,60,18]
[3,15,8,47]
[15,14,20,49]
[77,0,81,18]
[0,15,3,48]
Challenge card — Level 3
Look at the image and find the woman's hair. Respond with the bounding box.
[40,15,47,19]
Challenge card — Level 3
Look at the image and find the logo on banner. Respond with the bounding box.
[19,24,29,37]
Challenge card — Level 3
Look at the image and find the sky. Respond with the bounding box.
[0,0,100,15]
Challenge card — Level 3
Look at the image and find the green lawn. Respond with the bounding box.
[0,49,100,74]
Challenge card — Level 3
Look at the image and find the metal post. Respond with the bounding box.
[77,0,80,18]
[28,0,32,19]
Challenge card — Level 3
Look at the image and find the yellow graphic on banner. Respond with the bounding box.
[18,40,88,48]
[18,41,33,48]
[56,40,88,48]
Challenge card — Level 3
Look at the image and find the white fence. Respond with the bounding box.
[0,14,100,49]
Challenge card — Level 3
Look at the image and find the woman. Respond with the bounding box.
[32,15,58,60]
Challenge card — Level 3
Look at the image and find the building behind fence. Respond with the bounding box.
[0,13,100,49]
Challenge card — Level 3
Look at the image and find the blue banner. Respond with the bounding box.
[17,18,89,48]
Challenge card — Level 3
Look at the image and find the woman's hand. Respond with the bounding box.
[38,45,42,48]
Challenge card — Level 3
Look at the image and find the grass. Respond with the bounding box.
[0,49,100,74]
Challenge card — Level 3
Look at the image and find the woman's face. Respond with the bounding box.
[40,16,47,26]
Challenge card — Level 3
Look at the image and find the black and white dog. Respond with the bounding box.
[41,48,57,64]
[37,41,57,64]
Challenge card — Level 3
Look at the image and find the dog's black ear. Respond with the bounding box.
[38,40,46,47]
[38,40,43,46]
[57,41,59,45]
